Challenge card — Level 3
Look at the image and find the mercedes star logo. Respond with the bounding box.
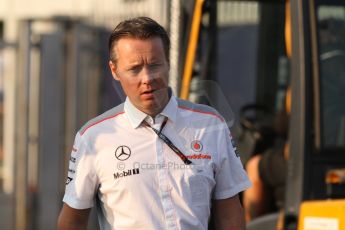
[115,145,131,161]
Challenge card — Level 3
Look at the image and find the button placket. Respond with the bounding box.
[155,122,178,230]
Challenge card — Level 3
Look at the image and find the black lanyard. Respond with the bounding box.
[144,117,192,165]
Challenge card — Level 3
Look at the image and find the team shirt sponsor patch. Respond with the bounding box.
[113,168,140,180]
[115,145,131,161]
[70,156,76,163]
[191,140,203,152]
[187,154,212,159]
[189,140,212,160]
[230,134,240,157]
[66,177,73,185]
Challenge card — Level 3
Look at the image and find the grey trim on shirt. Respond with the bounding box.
[176,98,222,119]
[79,103,125,135]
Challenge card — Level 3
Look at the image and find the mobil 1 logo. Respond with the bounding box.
[113,168,140,180]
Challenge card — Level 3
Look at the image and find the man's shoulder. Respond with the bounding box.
[176,98,224,122]
[79,103,125,136]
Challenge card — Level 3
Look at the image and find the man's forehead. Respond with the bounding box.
[115,37,163,49]
[114,37,167,62]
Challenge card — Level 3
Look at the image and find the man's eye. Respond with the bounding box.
[128,67,141,74]
[150,64,159,67]
[149,64,162,70]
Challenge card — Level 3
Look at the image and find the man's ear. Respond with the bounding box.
[109,60,120,81]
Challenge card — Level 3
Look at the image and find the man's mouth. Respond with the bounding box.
[142,89,156,95]
[140,90,157,99]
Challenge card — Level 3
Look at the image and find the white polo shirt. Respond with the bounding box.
[63,95,251,230]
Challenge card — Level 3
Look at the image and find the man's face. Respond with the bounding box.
[109,37,170,116]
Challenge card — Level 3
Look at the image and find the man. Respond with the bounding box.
[57,17,251,230]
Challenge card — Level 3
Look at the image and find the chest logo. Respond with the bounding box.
[115,145,131,161]
[230,136,240,157]
[191,140,203,152]
[66,177,73,185]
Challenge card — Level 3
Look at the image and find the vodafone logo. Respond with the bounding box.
[191,140,203,152]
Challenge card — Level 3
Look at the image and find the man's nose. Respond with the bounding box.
[141,68,155,84]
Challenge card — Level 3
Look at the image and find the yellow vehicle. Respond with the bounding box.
[179,0,345,229]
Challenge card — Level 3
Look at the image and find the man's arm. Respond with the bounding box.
[57,203,91,230]
[212,195,246,230]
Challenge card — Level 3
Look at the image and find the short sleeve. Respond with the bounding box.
[62,132,98,209]
[213,122,252,200]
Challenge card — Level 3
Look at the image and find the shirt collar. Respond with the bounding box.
[124,92,178,129]
[160,95,178,124]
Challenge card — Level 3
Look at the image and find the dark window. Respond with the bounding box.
[316,2,345,148]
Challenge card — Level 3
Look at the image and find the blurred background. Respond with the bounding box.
[0,0,344,229]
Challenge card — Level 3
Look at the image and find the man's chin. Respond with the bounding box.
[141,100,166,114]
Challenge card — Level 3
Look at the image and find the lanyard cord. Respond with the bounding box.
[144,117,192,165]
